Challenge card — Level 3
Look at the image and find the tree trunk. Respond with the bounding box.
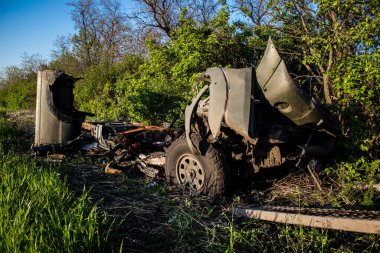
[323,74,332,104]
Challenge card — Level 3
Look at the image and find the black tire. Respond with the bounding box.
[165,135,230,198]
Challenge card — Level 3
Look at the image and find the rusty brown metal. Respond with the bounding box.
[119,125,167,135]
[81,122,97,131]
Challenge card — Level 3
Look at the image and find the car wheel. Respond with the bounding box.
[165,135,230,198]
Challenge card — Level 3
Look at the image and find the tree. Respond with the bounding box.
[69,0,101,69]
[130,0,220,39]
[0,53,46,109]
[264,0,380,105]
[49,35,82,76]
[187,0,221,26]
[323,0,380,156]
[68,0,132,71]
[97,0,131,61]
[131,0,182,37]
[233,0,274,27]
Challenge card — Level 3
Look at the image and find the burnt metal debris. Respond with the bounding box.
[34,70,87,147]
[80,121,177,177]
[32,69,178,177]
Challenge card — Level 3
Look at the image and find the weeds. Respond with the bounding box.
[0,113,30,152]
[0,152,110,252]
[0,115,111,252]
[325,158,380,207]
[0,117,21,142]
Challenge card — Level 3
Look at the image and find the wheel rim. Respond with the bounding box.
[176,154,205,191]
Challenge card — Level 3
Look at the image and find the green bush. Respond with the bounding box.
[0,76,36,110]
[332,52,380,159]
[325,158,380,207]
[74,57,144,121]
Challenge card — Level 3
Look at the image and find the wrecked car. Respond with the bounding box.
[164,39,338,197]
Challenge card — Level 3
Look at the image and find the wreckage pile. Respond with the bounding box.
[34,120,179,178]
[81,121,179,177]
[32,70,179,178]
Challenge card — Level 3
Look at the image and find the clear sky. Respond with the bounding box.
[0,0,77,71]
[0,0,136,72]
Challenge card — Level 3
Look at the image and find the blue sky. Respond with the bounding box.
[0,0,135,72]
[0,0,76,71]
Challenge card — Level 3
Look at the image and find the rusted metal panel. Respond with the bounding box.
[207,67,228,139]
[256,39,323,126]
[120,125,167,135]
[34,70,84,146]
[223,68,253,141]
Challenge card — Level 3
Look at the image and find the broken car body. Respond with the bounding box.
[34,70,86,147]
[164,39,338,197]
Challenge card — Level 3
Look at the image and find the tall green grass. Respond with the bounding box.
[0,115,110,252]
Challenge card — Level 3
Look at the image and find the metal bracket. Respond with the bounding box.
[185,85,209,155]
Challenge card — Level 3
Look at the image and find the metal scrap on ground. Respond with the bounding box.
[80,121,178,177]
[234,206,380,234]
[32,70,178,176]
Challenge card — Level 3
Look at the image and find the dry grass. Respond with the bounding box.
[5,109,35,135]
[265,170,341,207]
